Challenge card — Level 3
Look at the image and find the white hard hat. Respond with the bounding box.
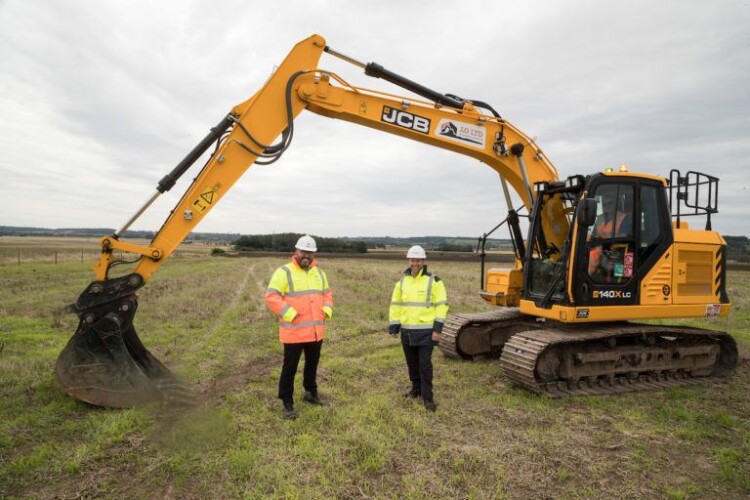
[295,235,317,252]
[406,245,426,259]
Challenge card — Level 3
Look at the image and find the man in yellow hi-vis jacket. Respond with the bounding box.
[265,235,333,420]
[388,245,448,412]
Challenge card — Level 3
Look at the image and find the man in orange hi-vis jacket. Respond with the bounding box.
[265,235,333,420]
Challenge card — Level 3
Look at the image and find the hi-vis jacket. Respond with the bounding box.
[264,256,333,344]
[389,266,448,346]
[588,212,628,274]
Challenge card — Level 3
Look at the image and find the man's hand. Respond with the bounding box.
[431,332,442,342]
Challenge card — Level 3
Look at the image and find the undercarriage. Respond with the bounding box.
[439,309,738,397]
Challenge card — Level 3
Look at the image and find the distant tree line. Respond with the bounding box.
[437,241,473,252]
[233,233,367,253]
[340,235,511,251]
[724,236,750,262]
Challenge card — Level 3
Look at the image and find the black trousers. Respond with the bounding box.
[402,343,435,402]
[278,340,323,404]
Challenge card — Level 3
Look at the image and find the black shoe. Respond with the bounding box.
[303,391,324,405]
[424,400,437,412]
[282,402,297,420]
[403,387,421,399]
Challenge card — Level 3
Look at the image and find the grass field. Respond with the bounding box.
[1,248,749,499]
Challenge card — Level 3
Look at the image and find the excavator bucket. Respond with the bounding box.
[55,275,192,408]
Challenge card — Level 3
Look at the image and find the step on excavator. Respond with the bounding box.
[56,34,737,407]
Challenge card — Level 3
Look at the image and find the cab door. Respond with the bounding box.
[572,175,673,306]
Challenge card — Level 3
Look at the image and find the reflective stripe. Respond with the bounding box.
[433,300,448,306]
[434,318,444,323]
[323,302,333,307]
[286,289,326,297]
[390,321,401,326]
[319,270,328,290]
[400,324,434,331]
[282,266,330,295]
[280,304,292,317]
[426,275,434,307]
[391,301,433,307]
[282,265,294,293]
[280,320,326,329]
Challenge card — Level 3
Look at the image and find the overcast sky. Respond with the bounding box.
[1,0,748,239]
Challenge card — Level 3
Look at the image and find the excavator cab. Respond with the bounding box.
[523,171,674,312]
[571,174,672,307]
[520,169,730,324]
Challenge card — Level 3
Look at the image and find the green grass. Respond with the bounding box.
[1,256,749,499]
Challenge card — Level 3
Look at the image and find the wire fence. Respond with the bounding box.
[0,248,215,266]
[0,249,98,266]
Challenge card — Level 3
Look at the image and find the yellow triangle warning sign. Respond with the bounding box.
[200,189,214,204]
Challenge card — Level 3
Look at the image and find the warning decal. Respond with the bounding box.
[200,189,215,204]
[705,304,722,317]
[191,183,222,214]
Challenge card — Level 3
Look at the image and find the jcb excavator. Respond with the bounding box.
[56,34,737,407]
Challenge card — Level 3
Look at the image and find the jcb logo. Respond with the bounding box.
[381,107,430,134]
[593,290,632,299]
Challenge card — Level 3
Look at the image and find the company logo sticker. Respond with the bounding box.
[381,107,430,134]
[662,285,671,296]
[436,119,486,148]
[576,309,589,319]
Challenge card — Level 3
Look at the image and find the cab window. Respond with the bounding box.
[586,184,635,284]
[639,185,664,262]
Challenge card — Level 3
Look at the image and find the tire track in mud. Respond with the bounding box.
[196,260,280,403]
[205,262,257,336]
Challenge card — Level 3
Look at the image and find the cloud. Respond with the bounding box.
[1,0,748,238]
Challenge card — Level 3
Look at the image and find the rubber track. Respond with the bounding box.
[439,308,527,359]
[500,323,737,397]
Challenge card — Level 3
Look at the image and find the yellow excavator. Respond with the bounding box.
[56,34,737,407]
